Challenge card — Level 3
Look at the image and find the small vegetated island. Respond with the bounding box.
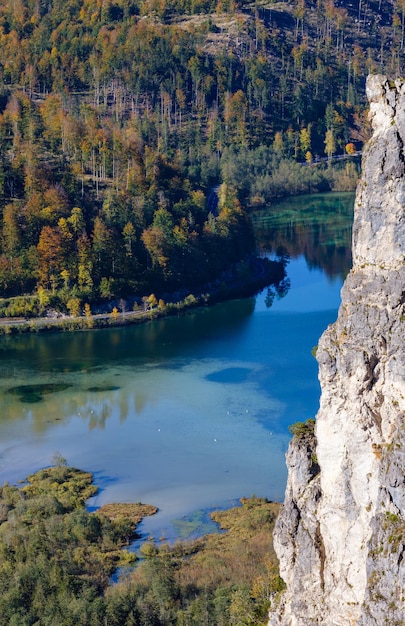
[0,0,396,329]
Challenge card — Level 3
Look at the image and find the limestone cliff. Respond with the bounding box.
[269,75,405,625]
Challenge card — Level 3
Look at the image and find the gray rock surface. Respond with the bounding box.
[269,75,405,625]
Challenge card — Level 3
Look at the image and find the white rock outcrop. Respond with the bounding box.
[269,75,405,625]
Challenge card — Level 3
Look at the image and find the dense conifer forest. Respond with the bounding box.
[0,0,399,313]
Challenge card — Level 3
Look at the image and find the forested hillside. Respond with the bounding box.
[0,0,400,308]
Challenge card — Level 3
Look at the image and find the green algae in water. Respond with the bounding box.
[7,383,72,403]
[172,509,222,541]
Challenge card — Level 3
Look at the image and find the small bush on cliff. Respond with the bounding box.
[288,418,316,440]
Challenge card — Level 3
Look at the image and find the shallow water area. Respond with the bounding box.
[0,192,354,542]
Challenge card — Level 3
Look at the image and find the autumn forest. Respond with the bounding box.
[0,0,401,315]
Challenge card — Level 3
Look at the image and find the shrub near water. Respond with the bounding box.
[0,295,39,318]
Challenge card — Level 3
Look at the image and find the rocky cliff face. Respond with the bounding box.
[269,75,405,626]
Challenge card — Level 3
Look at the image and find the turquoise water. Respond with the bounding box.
[0,192,354,541]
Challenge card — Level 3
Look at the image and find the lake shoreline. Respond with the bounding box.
[0,192,352,556]
[0,255,286,335]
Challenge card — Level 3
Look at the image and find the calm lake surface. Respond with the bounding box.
[0,192,354,541]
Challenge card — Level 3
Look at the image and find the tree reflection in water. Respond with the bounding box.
[251,191,354,281]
